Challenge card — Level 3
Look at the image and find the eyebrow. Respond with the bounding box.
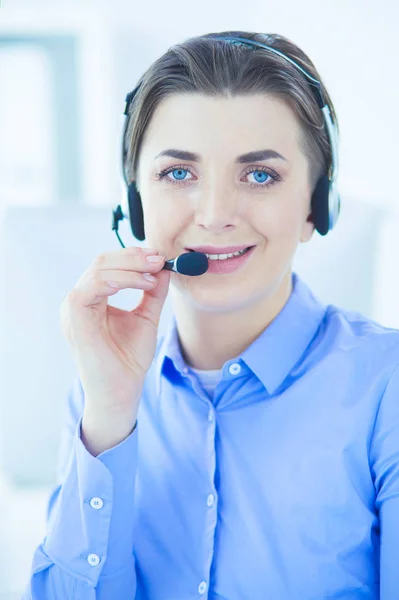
[154,148,288,163]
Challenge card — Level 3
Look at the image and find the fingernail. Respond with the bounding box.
[142,248,159,254]
[146,255,164,263]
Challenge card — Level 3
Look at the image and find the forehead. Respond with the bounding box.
[140,93,302,160]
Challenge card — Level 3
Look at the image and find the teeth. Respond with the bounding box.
[205,248,248,260]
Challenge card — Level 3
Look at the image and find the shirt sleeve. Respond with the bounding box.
[369,362,399,600]
[22,375,139,600]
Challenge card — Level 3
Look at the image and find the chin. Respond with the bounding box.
[174,275,263,312]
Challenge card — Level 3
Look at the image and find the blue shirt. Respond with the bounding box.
[23,272,399,599]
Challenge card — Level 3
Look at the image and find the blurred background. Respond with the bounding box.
[0,0,398,597]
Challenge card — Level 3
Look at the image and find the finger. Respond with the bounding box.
[94,246,166,274]
[133,268,171,326]
[72,269,160,308]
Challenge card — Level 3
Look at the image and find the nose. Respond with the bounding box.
[193,180,242,233]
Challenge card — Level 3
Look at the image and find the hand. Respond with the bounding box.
[60,246,171,426]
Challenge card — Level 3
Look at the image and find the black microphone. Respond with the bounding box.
[110,207,208,275]
[162,251,209,276]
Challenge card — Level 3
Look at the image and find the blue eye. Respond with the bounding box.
[156,164,281,189]
[156,167,193,184]
[170,168,191,181]
[250,171,269,183]
[243,167,282,188]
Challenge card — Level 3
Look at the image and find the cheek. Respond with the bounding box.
[143,193,188,225]
[142,194,167,228]
[142,197,188,252]
[254,197,303,243]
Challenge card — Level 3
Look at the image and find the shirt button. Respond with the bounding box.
[182,367,189,374]
[207,494,215,507]
[87,553,101,566]
[229,362,241,375]
[198,581,207,595]
[89,497,104,509]
[208,410,213,422]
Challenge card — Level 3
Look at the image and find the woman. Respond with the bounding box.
[24,31,399,599]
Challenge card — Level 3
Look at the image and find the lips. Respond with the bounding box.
[203,244,256,274]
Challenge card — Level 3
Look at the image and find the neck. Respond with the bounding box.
[170,271,293,371]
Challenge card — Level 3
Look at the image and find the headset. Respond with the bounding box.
[112,35,341,247]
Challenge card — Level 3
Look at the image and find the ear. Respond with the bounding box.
[300,212,315,244]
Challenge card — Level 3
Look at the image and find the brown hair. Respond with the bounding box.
[123,30,339,194]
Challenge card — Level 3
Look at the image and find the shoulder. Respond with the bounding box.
[320,303,399,375]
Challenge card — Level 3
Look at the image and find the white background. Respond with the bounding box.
[0,0,398,597]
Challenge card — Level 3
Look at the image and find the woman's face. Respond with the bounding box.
[137,93,315,311]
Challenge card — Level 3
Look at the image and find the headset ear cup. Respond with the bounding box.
[311,174,330,236]
[127,181,145,241]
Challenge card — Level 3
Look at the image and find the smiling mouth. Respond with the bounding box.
[187,246,255,256]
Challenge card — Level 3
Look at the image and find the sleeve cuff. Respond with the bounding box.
[44,415,138,586]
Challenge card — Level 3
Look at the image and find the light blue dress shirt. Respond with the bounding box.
[23,272,399,599]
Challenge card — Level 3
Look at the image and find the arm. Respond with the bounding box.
[22,376,139,600]
[369,363,399,599]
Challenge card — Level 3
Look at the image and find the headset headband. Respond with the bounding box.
[122,36,339,186]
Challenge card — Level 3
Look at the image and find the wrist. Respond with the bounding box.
[81,409,137,457]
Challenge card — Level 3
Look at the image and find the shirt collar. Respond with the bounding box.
[154,272,327,396]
